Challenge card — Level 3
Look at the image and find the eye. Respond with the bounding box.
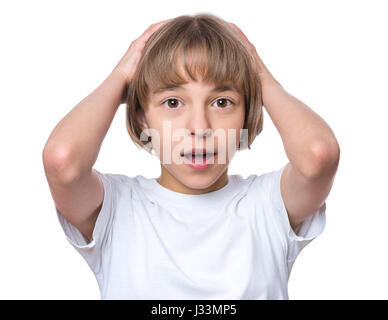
[212,98,234,109]
[161,97,235,110]
[161,98,182,109]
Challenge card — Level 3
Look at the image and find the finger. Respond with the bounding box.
[131,19,171,54]
[134,18,173,50]
[228,22,250,42]
[137,18,172,44]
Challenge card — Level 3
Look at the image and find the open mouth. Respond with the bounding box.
[181,150,217,164]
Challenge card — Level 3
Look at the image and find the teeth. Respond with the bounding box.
[184,153,215,160]
[184,153,214,156]
[182,152,217,163]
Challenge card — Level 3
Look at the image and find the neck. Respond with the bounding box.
[156,165,229,195]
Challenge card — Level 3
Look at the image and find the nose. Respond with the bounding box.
[187,107,212,139]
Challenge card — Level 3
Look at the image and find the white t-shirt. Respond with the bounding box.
[55,164,326,299]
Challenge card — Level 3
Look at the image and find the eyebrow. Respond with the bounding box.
[152,84,239,94]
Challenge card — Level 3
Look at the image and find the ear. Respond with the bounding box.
[136,107,149,132]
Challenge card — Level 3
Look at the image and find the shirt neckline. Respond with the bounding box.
[147,174,239,210]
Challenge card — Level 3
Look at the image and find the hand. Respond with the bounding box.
[113,18,172,86]
[227,22,279,85]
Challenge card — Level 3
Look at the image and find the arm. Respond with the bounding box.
[42,19,171,241]
[261,75,340,231]
[229,22,340,232]
[43,69,126,178]
[42,69,126,241]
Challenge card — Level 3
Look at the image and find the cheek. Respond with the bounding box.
[216,116,245,157]
[142,116,163,156]
[217,116,245,142]
[149,122,187,164]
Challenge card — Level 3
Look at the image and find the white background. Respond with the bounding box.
[1,0,387,299]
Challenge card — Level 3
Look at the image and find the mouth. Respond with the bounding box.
[180,150,218,166]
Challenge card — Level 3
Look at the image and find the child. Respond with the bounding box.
[42,14,340,299]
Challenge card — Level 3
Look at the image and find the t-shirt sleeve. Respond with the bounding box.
[55,169,117,275]
[266,164,327,273]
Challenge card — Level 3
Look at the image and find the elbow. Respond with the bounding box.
[42,146,81,184]
[305,139,341,178]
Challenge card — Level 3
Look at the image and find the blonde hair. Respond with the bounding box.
[125,13,264,153]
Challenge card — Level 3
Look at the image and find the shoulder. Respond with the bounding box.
[94,170,151,198]
[240,165,286,198]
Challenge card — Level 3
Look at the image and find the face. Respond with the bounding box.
[139,78,245,194]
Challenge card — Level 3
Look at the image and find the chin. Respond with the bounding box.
[160,161,229,193]
[178,165,228,190]
[181,177,216,190]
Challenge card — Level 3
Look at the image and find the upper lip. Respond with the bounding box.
[181,148,217,156]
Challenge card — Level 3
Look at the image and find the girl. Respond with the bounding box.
[42,14,340,299]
